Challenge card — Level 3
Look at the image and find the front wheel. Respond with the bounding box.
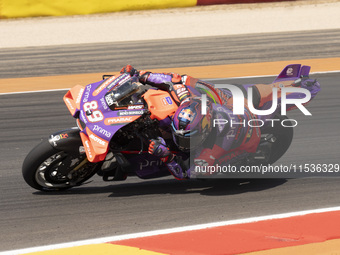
[22,139,100,191]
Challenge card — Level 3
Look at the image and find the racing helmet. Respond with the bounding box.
[171,97,213,151]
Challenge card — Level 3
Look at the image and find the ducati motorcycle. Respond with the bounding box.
[22,64,319,191]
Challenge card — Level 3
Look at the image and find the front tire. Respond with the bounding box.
[22,139,100,191]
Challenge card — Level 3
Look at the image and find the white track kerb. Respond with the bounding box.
[1,206,340,255]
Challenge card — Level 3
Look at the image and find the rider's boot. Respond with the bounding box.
[166,156,188,180]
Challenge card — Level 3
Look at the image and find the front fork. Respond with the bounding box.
[48,128,97,180]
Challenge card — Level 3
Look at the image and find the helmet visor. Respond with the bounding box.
[173,130,204,151]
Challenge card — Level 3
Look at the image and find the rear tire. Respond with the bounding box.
[265,115,294,164]
[22,139,100,191]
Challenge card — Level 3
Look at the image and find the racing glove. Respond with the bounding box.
[148,137,174,162]
[149,137,188,180]
[120,65,138,76]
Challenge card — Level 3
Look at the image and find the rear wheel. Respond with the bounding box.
[22,139,100,191]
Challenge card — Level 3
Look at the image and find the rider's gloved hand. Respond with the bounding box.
[138,70,151,84]
[148,137,173,161]
[120,65,138,76]
[149,137,188,180]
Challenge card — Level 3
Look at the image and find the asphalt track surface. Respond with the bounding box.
[1,29,340,78]
[0,29,340,252]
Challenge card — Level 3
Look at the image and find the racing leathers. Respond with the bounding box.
[120,65,259,179]
[120,65,320,180]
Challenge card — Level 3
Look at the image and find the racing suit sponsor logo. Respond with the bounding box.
[177,88,187,96]
[138,155,183,170]
[155,73,170,80]
[139,159,163,170]
[173,84,184,90]
[174,84,189,100]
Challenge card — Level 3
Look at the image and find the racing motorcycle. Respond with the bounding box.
[22,64,319,191]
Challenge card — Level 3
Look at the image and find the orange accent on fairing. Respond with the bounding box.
[80,128,109,163]
[92,75,116,97]
[63,85,85,116]
[63,91,76,116]
[143,90,178,120]
[80,132,95,162]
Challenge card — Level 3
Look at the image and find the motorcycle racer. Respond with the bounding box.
[119,65,320,180]
[120,65,260,180]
